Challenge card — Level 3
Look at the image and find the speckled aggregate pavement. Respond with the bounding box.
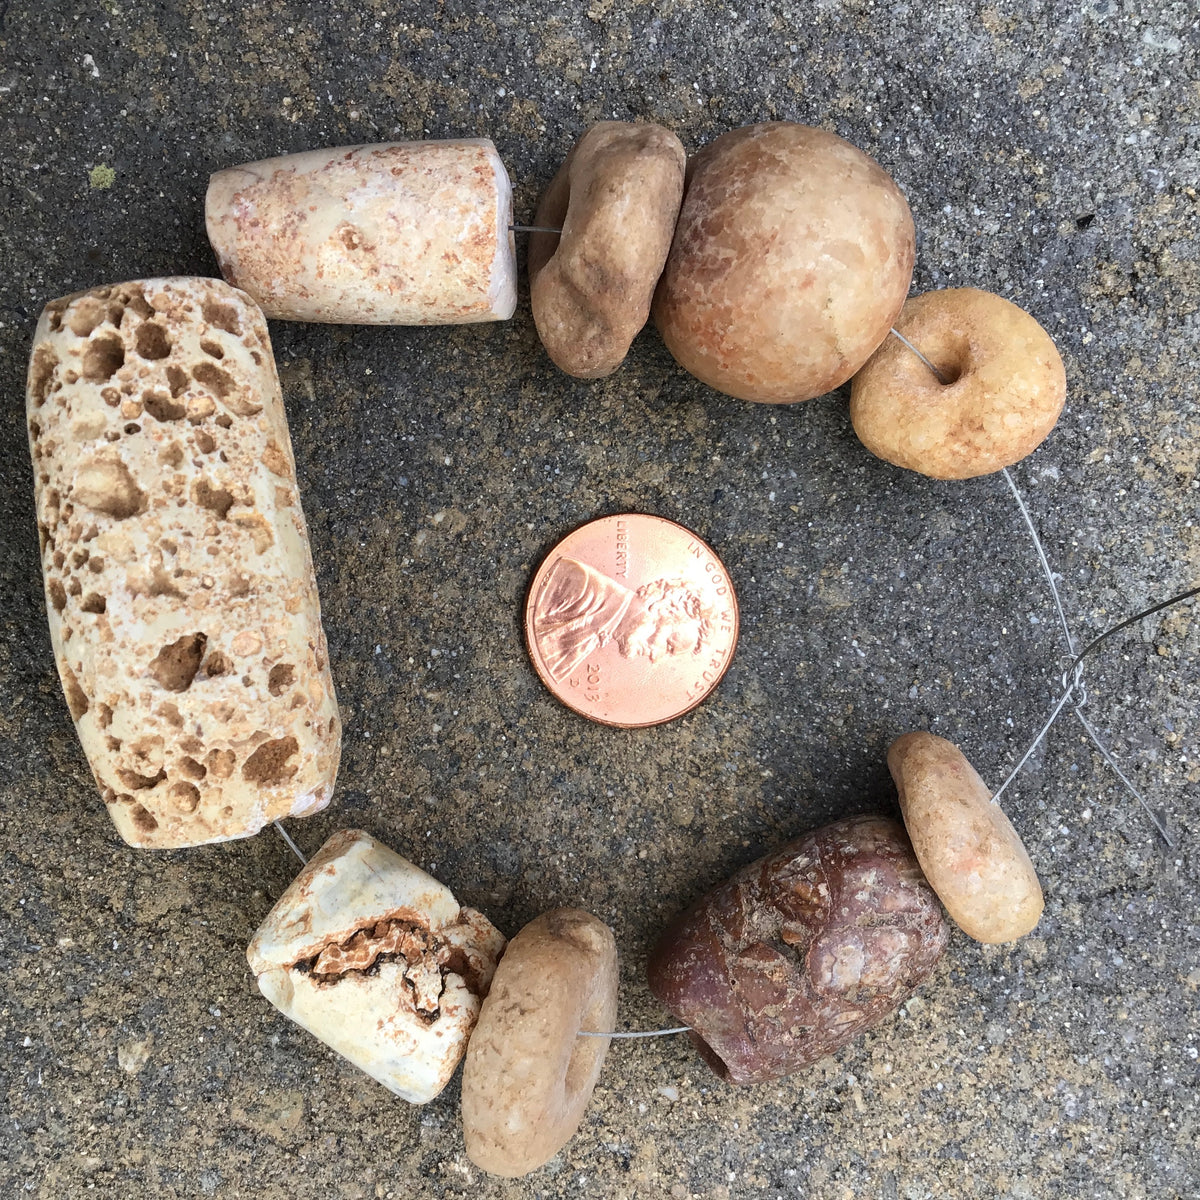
[1,3,1197,1197]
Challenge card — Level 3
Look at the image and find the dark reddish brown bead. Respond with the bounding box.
[647,814,948,1084]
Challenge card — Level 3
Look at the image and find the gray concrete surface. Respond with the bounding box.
[1,2,1197,1197]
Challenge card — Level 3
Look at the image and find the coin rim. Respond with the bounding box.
[523,512,741,729]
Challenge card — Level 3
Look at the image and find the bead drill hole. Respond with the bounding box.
[889,326,966,386]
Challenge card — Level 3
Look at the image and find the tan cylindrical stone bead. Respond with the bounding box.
[26,277,341,848]
[529,121,686,378]
[247,830,506,1105]
[206,140,517,324]
[888,731,1044,943]
[462,908,618,1177]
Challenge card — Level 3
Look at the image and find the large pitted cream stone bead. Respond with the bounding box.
[888,731,1044,943]
[247,829,506,1104]
[26,277,340,848]
[652,121,915,404]
[206,140,517,324]
[850,288,1067,478]
[461,908,619,1177]
[529,121,685,378]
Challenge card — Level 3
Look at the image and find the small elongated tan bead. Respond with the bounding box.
[462,908,618,1177]
[529,121,686,378]
[26,277,340,848]
[888,731,1044,942]
[205,140,517,324]
[247,830,506,1104]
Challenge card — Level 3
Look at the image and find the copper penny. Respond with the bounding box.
[525,514,739,728]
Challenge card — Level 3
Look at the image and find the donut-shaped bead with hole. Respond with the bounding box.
[647,815,947,1085]
[652,121,915,404]
[529,121,686,378]
[461,908,619,1177]
[850,287,1067,478]
[888,731,1044,943]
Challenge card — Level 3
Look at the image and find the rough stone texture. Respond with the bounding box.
[206,141,517,324]
[1,2,1198,1198]
[462,908,618,1177]
[247,829,505,1105]
[653,122,915,403]
[529,121,685,377]
[889,732,1045,943]
[648,815,948,1084]
[26,277,341,848]
[851,288,1067,479]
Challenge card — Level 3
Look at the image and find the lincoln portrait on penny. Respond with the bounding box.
[532,556,716,682]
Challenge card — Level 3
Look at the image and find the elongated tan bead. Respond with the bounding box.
[462,908,618,1177]
[205,140,518,324]
[26,277,341,848]
[529,121,686,378]
[888,732,1044,943]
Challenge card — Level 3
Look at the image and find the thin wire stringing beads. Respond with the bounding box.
[887,326,1195,843]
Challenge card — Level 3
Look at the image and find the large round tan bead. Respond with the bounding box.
[529,122,686,378]
[850,288,1067,479]
[888,731,1044,943]
[652,121,915,404]
[461,908,618,1177]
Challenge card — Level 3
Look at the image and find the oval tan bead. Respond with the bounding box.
[26,277,341,848]
[461,908,618,1177]
[206,140,517,324]
[529,121,685,378]
[652,121,915,404]
[851,288,1067,479]
[888,731,1044,943]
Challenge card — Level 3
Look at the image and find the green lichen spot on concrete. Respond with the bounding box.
[89,164,116,190]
